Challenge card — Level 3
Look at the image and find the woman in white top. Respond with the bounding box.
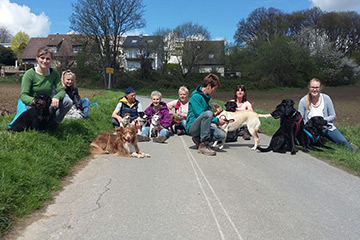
[167,86,189,135]
[298,78,354,151]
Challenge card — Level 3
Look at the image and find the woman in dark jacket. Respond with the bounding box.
[62,70,90,118]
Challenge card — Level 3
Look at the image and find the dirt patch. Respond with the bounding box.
[0,82,105,114]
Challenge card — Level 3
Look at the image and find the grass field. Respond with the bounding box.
[0,83,359,238]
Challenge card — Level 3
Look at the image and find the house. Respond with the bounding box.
[20,34,87,69]
[122,35,163,71]
[182,40,225,76]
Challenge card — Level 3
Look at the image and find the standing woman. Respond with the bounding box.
[298,78,354,151]
[19,46,72,128]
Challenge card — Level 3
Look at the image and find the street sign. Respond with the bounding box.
[106,67,114,74]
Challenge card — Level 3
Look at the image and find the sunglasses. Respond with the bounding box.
[62,69,72,74]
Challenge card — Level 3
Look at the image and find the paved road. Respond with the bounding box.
[10,96,360,240]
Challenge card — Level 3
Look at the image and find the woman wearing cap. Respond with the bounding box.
[111,87,144,128]
[9,46,72,129]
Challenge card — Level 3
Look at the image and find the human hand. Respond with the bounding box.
[218,118,227,125]
[51,98,59,108]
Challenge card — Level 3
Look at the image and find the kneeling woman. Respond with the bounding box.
[141,91,171,143]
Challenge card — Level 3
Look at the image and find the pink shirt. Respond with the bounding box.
[229,99,253,111]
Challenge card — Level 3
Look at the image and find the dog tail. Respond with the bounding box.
[257,113,272,118]
[256,145,273,152]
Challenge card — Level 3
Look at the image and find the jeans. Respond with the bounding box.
[141,126,170,138]
[81,98,90,118]
[322,127,354,151]
[188,110,225,142]
[174,119,186,131]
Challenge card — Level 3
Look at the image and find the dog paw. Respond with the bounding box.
[251,146,257,150]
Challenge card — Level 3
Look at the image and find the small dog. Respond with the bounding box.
[136,114,147,135]
[90,126,151,158]
[169,113,181,133]
[119,113,131,127]
[149,114,161,137]
[9,93,52,132]
[210,103,272,150]
[303,116,331,151]
[257,99,308,155]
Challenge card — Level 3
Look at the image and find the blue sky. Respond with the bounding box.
[1,0,360,42]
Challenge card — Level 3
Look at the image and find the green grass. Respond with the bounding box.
[0,90,121,237]
[1,89,359,238]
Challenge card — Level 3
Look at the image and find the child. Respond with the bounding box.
[61,70,90,118]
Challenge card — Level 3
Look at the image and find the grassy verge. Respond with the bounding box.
[0,90,120,237]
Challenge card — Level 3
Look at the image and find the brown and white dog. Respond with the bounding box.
[119,113,131,127]
[169,113,181,133]
[90,126,151,158]
[210,103,272,150]
[149,114,161,137]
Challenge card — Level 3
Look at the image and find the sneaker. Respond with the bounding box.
[153,136,167,143]
[176,129,185,135]
[137,135,151,142]
[198,143,216,156]
[192,136,200,148]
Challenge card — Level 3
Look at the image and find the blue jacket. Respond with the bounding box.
[185,85,219,132]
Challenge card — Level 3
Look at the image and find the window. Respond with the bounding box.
[131,40,138,43]
[208,54,214,59]
[72,45,82,53]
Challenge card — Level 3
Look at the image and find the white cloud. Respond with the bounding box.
[0,0,50,38]
[310,0,360,12]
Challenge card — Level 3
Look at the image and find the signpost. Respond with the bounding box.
[106,67,114,89]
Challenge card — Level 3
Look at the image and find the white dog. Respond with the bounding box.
[210,103,272,150]
[149,114,161,137]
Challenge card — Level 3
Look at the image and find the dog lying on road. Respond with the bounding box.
[9,93,52,132]
[303,116,331,151]
[257,99,308,155]
[210,103,272,150]
[90,126,151,158]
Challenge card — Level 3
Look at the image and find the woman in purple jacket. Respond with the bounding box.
[141,91,171,143]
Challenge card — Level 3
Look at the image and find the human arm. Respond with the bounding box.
[111,102,123,123]
[323,94,336,123]
[167,100,177,110]
[20,69,35,105]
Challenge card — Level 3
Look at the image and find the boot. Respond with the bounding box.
[242,129,251,140]
[192,136,200,148]
[198,142,216,156]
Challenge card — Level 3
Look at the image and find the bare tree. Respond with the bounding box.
[69,0,145,87]
[0,27,12,43]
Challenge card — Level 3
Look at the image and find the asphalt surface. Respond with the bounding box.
[10,96,360,240]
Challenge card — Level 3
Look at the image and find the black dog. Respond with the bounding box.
[225,101,237,112]
[303,116,331,151]
[9,93,52,132]
[257,99,308,155]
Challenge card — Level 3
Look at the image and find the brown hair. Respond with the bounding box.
[202,73,220,88]
[306,78,322,109]
[233,84,248,103]
[37,46,55,59]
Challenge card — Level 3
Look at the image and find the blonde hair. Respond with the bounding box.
[61,69,76,88]
[178,86,189,96]
[306,78,322,109]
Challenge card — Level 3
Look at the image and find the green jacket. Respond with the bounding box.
[185,85,219,132]
[20,68,65,105]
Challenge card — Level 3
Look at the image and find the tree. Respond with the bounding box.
[70,0,145,88]
[0,27,12,42]
[0,47,16,65]
[11,31,29,60]
[234,7,289,47]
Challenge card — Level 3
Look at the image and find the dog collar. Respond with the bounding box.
[215,109,224,116]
